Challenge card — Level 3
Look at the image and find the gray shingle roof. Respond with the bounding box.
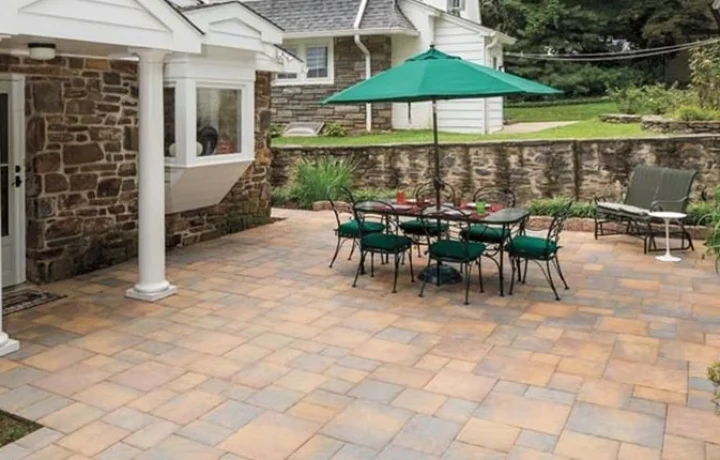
[361,0,415,31]
[241,0,415,34]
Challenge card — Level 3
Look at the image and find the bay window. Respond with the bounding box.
[274,39,333,85]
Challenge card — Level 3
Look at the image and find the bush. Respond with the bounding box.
[289,157,355,208]
[353,188,397,202]
[526,198,595,218]
[270,186,291,207]
[609,84,693,116]
[270,124,283,138]
[690,43,720,111]
[674,105,720,121]
[323,122,347,138]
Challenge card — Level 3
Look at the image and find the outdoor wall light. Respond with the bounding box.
[28,43,56,61]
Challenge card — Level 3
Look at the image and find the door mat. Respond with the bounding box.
[2,288,65,315]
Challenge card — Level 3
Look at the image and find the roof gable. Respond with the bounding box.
[15,0,203,52]
[182,1,284,46]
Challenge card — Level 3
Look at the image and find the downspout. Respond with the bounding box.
[354,0,372,132]
[484,32,500,134]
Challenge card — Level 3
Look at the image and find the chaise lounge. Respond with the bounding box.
[594,165,698,253]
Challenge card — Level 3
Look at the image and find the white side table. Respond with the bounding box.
[648,211,687,262]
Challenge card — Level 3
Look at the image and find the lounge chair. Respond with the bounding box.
[594,165,698,253]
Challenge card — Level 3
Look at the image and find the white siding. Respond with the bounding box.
[486,47,504,133]
[434,17,487,133]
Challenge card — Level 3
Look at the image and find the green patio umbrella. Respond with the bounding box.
[323,46,561,205]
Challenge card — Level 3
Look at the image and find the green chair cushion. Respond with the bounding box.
[361,233,412,252]
[399,219,449,235]
[429,240,486,262]
[338,220,384,237]
[460,224,509,243]
[507,235,558,260]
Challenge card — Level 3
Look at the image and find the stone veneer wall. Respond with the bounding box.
[0,55,272,283]
[271,136,720,203]
[271,36,392,133]
[165,72,273,247]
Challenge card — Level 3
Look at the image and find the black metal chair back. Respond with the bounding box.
[414,181,457,205]
[352,200,395,239]
[419,205,473,252]
[545,201,573,254]
[472,186,517,208]
[329,186,355,229]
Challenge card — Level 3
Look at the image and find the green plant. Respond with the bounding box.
[270,186,291,207]
[526,198,596,218]
[289,156,355,208]
[690,43,720,112]
[697,187,720,272]
[270,124,283,139]
[708,361,720,413]
[323,122,347,138]
[674,105,720,121]
[609,86,646,115]
[353,188,397,202]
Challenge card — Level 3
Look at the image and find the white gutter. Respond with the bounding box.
[283,28,418,39]
[484,32,501,134]
[353,0,372,132]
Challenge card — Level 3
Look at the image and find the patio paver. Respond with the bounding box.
[1,208,720,459]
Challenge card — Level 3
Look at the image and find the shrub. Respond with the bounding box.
[289,156,355,208]
[323,122,347,138]
[526,198,595,218]
[695,187,720,272]
[353,188,397,202]
[690,43,720,111]
[270,186,291,207]
[609,84,693,116]
[270,124,283,138]
[609,86,646,115]
[674,105,720,121]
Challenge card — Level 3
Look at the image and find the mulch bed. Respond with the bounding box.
[0,410,41,447]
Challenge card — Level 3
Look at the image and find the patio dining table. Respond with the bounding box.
[355,201,530,296]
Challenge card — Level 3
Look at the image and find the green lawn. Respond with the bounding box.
[506,101,618,122]
[273,120,651,147]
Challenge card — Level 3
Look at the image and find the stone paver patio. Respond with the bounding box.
[1,208,720,459]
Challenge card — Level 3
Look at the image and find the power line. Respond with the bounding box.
[505,38,720,62]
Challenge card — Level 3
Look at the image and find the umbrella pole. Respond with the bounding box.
[432,98,441,207]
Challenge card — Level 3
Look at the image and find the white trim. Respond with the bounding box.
[401,0,515,44]
[0,74,26,288]
[274,38,334,86]
[283,28,419,39]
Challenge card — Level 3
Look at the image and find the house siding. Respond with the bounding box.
[0,55,272,283]
[271,35,392,133]
[433,18,503,134]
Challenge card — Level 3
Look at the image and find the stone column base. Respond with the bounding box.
[125,285,177,302]
[0,336,19,357]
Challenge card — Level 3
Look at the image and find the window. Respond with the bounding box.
[492,57,498,70]
[306,45,328,78]
[448,0,465,15]
[164,87,176,157]
[274,40,334,85]
[277,46,298,80]
[196,88,242,156]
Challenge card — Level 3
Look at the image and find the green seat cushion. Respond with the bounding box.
[460,224,509,243]
[337,220,384,237]
[507,235,558,260]
[361,233,412,252]
[399,219,449,235]
[429,240,486,262]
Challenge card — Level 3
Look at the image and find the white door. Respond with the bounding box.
[0,76,26,288]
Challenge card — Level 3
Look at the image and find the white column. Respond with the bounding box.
[0,255,19,357]
[126,49,177,302]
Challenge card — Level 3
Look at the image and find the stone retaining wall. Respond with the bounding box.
[641,116,720,134]
[271,36,392,133]
[271,136,720,203]
[1,55,272,283]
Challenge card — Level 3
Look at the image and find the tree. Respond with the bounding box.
[481,0,720,97]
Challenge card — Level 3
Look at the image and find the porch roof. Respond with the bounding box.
[241,0,416,36]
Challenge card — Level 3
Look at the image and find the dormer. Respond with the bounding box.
[420,0,481,23]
